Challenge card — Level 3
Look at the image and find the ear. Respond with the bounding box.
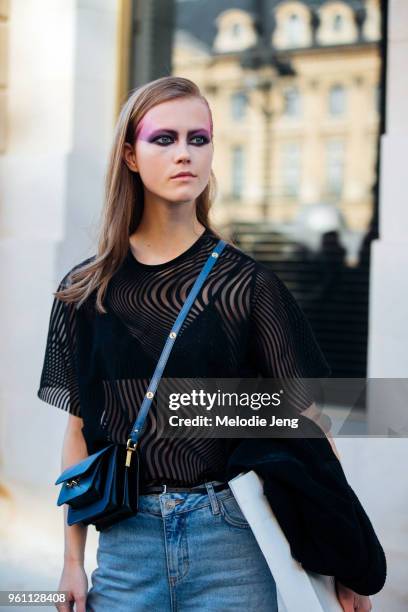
[123,142,139,173]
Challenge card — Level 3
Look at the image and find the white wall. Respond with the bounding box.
[368,2,408,381]
[363,1,408,609]
[0,0,119,485]
[58,0,119,277]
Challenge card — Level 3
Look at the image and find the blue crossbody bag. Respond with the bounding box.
[54,239,226,531]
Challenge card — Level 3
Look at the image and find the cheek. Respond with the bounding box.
[136,141,167,162]
[194,145,212,167]
[137,166,164,194]
[135,143,168,181]
[198,148,213,176]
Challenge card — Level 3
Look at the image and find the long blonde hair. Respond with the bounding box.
[55,76,224,314]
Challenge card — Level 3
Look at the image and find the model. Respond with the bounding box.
[37,75,372,612]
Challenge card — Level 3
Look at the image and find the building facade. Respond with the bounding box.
[174,0,381,233]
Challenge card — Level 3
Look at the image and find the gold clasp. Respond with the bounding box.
[66,478,80,488]
[126,439,138,468]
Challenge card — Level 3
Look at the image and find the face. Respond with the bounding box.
[123,97,213,205]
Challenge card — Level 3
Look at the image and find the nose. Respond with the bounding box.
[173,140,191,163]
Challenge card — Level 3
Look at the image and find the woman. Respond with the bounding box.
[37,76,372,611]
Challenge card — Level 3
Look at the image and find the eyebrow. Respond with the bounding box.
[147,128,210,137]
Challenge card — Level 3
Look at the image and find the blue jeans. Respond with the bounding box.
[86,481,278,611]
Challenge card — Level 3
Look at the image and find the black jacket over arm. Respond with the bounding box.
[225,416,387,596]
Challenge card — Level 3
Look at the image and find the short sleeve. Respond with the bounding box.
[37,275,82,417]
[248,264,331,415]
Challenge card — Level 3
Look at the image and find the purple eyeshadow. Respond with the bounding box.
[136,123,211,142]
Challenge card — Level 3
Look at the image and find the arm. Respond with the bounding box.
[57,414,89,612]
[61,414,89,564]
[301,404,372,611]
[300,402,341,461]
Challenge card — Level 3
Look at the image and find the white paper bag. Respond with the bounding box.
[228,470,343,612]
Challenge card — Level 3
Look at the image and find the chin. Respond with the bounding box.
[164,190,201,204]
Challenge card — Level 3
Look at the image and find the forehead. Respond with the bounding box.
[140,97,211,129]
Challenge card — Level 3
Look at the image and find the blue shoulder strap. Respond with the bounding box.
[127,238,226,448]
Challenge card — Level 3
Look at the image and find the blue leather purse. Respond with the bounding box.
[55,239,227,532]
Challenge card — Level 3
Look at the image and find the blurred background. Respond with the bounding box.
[0,0,407,610]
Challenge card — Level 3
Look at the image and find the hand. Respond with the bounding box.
[335,580,372,611]
[56,560,88,612]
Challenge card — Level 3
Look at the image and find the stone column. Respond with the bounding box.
[0,0,119,484]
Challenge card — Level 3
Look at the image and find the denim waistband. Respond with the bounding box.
[137,480,234,517]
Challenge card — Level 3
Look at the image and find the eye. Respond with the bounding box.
[152,134,210,146]
[153,135,174,145]
[191,135,210,145]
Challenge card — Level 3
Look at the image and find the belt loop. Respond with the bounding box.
[205,481,220,515]
[158,484,167,498]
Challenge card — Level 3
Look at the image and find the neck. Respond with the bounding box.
[129,197,207,263]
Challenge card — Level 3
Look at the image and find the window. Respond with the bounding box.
[283,87,301,117]
[231,23,242,37]
[329,85,346,116]
[316,4,357,45]
[214,9,257,52]
[231,92,248,120]
[326,140,344,196]
[273,2,312,49]
[285,13,304,47]
[281,142,301,196]
[333,14,343,31]
[231,146,244,199]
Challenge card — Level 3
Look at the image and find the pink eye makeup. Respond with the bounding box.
[150,131,211,146]
[135,118,212,146]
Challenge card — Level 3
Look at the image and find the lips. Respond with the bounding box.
[171,172,196,178]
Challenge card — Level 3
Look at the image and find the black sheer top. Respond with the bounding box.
[37,227,331,486]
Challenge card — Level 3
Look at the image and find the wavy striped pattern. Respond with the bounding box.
[37,228,330,485]
[37,282,82,417]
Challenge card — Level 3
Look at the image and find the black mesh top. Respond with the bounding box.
[37,227,331,486]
